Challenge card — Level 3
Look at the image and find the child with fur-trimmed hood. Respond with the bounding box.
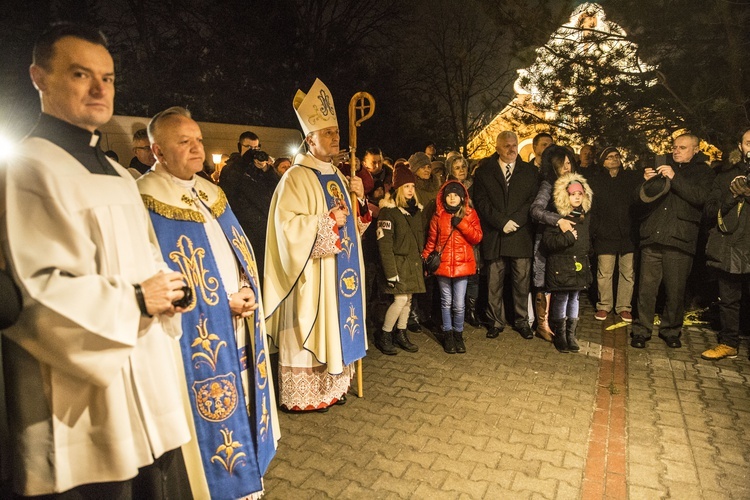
[542,173,594,353]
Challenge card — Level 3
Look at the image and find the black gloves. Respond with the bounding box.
[451,216,462,228]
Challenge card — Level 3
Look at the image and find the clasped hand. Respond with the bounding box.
[229,287,258,318]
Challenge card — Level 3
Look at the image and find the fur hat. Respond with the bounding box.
[553,173,593,216]
[393,161,417,190]
[408,152,431,172]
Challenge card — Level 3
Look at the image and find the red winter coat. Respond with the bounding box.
[422,180,483,278]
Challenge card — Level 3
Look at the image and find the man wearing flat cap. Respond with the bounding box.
[630,133,714,349]
[264,79,370,412]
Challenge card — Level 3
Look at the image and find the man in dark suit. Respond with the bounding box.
[474,131,539,339]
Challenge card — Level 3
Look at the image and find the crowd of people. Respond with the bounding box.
[1,21,749,500]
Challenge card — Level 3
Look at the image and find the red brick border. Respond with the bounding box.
[582,321,628,499]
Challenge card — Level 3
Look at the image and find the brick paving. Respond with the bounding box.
[263,298,750,499]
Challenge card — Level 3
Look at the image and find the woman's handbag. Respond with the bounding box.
[423,225,455,275]
[423,250,442,274]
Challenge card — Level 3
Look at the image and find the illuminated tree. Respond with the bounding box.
[512,3,674,158]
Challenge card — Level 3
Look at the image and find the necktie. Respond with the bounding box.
[505,164,512,184]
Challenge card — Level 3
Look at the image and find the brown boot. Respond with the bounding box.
[534,292,554,342]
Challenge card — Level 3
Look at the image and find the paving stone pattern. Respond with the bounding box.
[263,299,750,499]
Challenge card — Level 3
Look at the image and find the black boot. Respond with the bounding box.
[550,318,568,353]
[442,330,456,354]
[407,308,422,333]
[453,330,466,353]
[566,318,580,352]
[375,329,398,355]
[394,329,419,352]
[465,297,481,327]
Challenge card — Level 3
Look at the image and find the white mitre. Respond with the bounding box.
[293,78,339,136]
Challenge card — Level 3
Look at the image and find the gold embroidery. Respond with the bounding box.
[230,226,255,278]
[169,235,220,307]
[191,316,226,371]
[259,396,269,441]
[340,229,354,259]
[344,304,360,341]
[141,194,205,223]
[339,268,359,298]
[193,373,239,421]
[141,189,226,221]
[210,189,228,218]
[211,428,247,475]
[256,349,268,390]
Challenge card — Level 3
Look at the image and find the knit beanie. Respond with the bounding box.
[599,146,620,165]
[567,181,584,194]
[408,152,431,173]
[392,161,417,190]
[442,182,465,212]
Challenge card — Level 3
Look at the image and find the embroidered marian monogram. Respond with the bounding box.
[169,235,220,308]
[317,89,335,117]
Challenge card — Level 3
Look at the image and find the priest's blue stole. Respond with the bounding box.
[316,171,367,365]
[148,204,275,500]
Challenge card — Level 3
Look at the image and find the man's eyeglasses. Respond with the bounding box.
[134,146,151,151]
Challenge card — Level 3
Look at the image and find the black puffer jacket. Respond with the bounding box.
[705,161,750,274]
[542,173,593,292]
[636,152,715,255]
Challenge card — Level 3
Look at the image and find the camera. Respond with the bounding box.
[242,149,269,164]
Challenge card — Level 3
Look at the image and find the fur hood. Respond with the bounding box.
[553,172,593,216]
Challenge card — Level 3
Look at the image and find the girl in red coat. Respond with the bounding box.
[422,181,483,353]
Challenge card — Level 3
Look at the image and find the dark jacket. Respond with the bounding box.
[705,161,750,274]
[635,152,715,255]
[377,196,426,295]
[1,266,22,329]
[219,153,279,283]
[128,157,152,175]
[473,154,538,260]
[542,173,594,292]
[589,167,641,254]
[422,181,483,278]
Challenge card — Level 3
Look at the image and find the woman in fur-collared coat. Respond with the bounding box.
[542,172,593,353]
